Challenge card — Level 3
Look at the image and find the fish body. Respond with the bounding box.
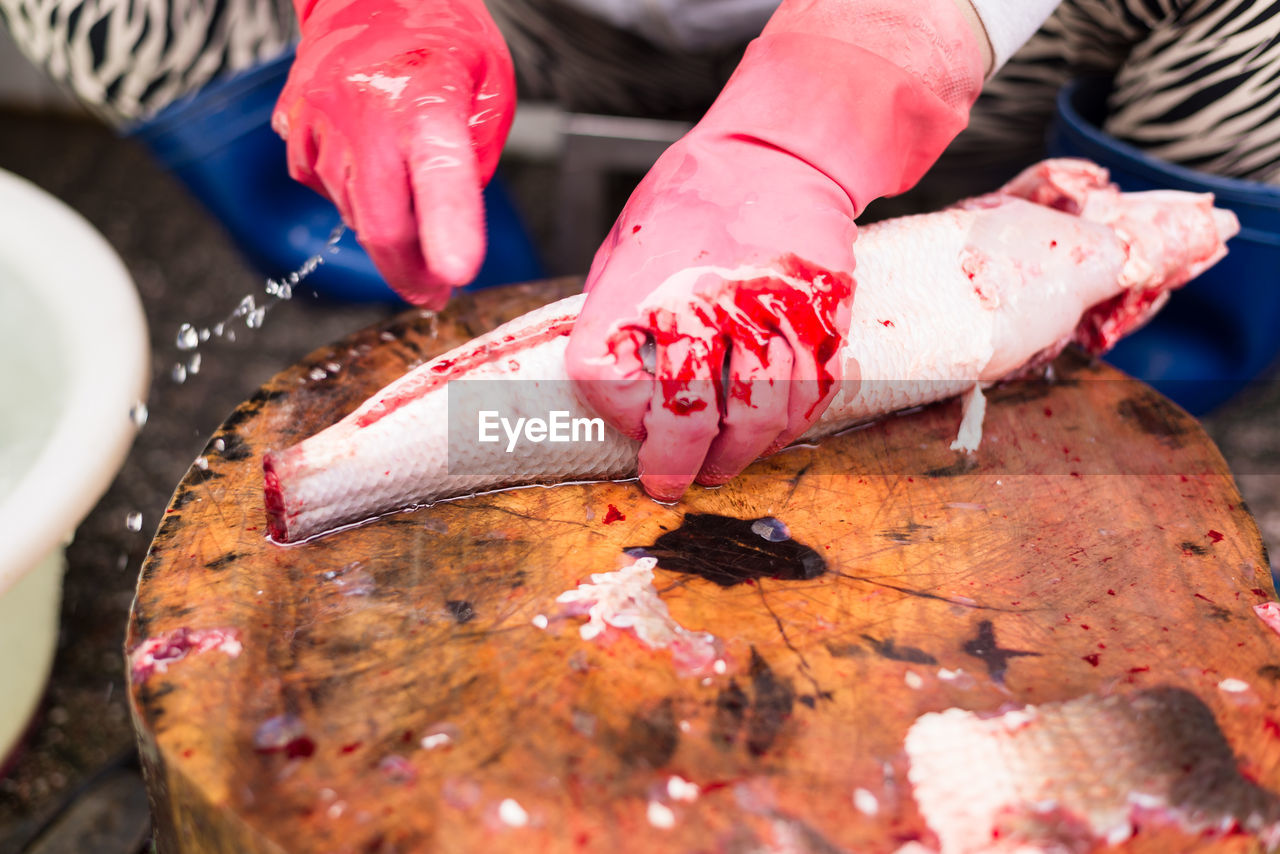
[264,160,1237,543]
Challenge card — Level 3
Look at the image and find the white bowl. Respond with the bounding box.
[0,168,148,762]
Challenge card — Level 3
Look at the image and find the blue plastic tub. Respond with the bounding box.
[1047,77,1280,414]
[128,48,543,302]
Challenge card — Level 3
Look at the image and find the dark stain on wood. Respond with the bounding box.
[1206,605,1233,623]
[962,620,1040,683]
[877,521,933,545]
[745,648,795,757]
[1181,541,1209,555]
[204,553,241,571]
[171,489,198,511]
[711,681,749,751]
[628,513,825,587]
[614,698,679,768]
[215,432,253,462]
[1116,394,1190,444]
[823,641,865,659]
[445,600,476,624]
[924,457,979,478]
[861,635,938,665]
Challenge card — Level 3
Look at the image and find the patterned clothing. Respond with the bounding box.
[2,0,1277,185]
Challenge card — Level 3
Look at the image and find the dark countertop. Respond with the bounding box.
[0,109,1276,852]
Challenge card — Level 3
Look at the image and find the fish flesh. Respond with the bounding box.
[263,159,1238,543]
[904,687,1280,852]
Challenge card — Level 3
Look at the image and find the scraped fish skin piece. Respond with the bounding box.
[904,687,1280,854]
[263,159,1238,543]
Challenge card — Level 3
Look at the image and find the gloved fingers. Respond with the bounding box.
[310,119,357,229]
[636,315,726,502]
[565,323,655,442]
[280,108,325,198]
[762,324,848,457]
[696,335,793,487]
[404,105,487,300]
[346,144,434,304]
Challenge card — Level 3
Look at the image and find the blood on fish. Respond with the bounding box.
[603,504,626,524]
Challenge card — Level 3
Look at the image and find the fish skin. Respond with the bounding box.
[263,159,1238,543]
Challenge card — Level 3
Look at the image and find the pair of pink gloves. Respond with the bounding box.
[273,0,986,500]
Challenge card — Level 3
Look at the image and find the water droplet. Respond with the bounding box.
[265,278,293,300]
[420,722,459,750]
[647,801,675,829]
[187,353,202,376]
[224,328,237,343]
[498,798,528,827]
[246,306,266,329]
[213,438,225,452]
[212,322,225,338]
[175,323,199,350]
[129,401,148,428]
[324,361,341,374]
[308,367,327,381]
[171,363,187,384]
[235,295,256,317]
[194,456,209,471]
[125,512,143,532]
[199,327,211,342]
[750,517,791,542]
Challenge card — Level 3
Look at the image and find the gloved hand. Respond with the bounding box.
[272,0,514,306]
[566,0,987,501]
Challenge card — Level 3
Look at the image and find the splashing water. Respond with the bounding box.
[167,225,345,385]
[125,512,143,532]
[176,323,199,350]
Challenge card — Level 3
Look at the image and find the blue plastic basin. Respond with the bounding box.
[1047,77,1280,414]
[128,48,543,302]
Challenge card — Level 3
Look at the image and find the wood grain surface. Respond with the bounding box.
[127,278,1280,854]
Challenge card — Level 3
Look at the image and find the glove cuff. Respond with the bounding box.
[699,29,982,215]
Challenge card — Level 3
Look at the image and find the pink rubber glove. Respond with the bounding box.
[566,0,987,501]
[272,0,514,306]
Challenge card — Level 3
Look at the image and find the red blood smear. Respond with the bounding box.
[340,742,363,754]
[1253,589,1269,597]
[284,737,316,759]
[263,463,289,542]
[1083,654,1101,667]
[647,254,852,420]
[603,504,626,525]
[631,225,642,234]
[1265,718,1280,738]
[1207,530,1225,543]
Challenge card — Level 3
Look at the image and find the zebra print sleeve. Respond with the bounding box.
[960,0,1280,184]
[1106,0,1280,181]
[0,0,296,126]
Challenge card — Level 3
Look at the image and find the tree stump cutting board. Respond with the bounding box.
[128,278,1280,854]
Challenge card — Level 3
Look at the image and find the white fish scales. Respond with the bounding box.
[264,160,1238,542]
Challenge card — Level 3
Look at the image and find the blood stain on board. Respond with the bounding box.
[626,513,825,587]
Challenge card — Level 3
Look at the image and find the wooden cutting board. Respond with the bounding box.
[128,278,1280,854]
